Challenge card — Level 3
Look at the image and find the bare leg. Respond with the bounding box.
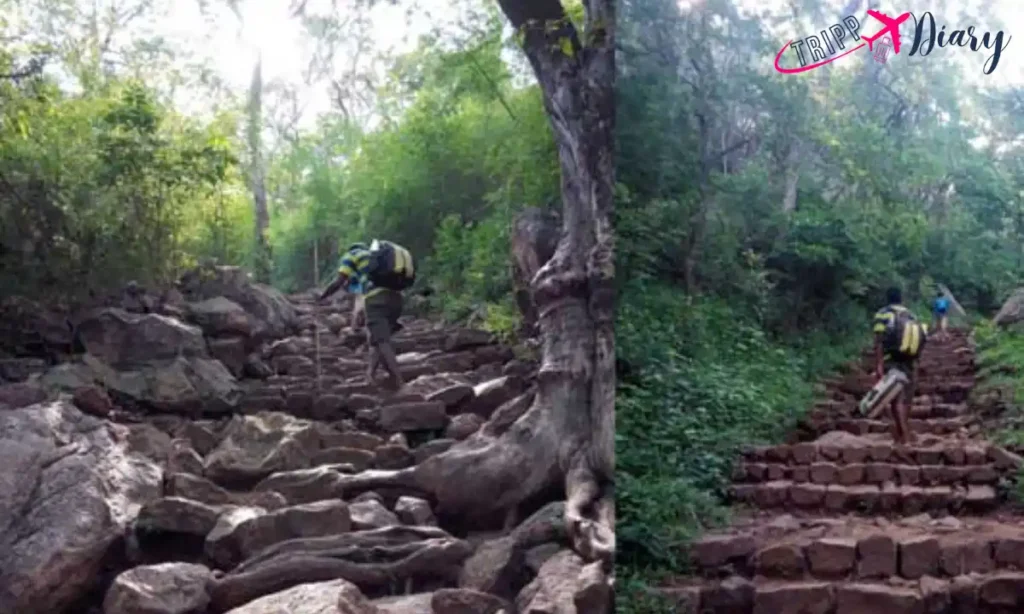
[893,396,915,446]
[377,341,404,390]
[888,400,906,444]
[367,346,380,381]
[898,391,916,445]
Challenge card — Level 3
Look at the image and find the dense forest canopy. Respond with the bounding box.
[0,0,556,338]
[615,0,1024,605]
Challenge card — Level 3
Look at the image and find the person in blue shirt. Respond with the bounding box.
[932,292,950,340]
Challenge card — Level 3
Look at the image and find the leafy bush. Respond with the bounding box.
[974,321,1024,445]
[0,76,245,300]
[425,211,517,323]
[616,281,860,574]
[969,321,1024,505]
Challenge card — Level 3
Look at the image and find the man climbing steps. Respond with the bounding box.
[873,286,927,446]
[319,239,416,391]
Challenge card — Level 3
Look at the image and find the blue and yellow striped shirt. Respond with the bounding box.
[338,247,384,298]
[872,304,909,334]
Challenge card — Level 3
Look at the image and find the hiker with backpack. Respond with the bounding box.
[932,291,950,340]
[318,240,416,391]
[872,286,928,445]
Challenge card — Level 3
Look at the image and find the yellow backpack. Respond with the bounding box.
[885,308,927,359]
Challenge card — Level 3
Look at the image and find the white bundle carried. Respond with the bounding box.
[859,368,910,418]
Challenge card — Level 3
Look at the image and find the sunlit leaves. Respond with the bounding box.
[0,72,247,298]
[266,22,558,297]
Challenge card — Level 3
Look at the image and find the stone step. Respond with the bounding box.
[800,416,976,438]
[821,393,974,413]
[689,516,1024,583]
[827,373,975,391]
[728,481,997,514]
[851,357,975,367]
[659,572,1024,613]
[918,364,976,374]
[851,354,978,364]
[239,372,527,432]
[844,356,974,366]
[908,405,973,420]
[733,461,1000,488]
[804,408,972,424]
[830,382,975,401]
[740,441,1021,468]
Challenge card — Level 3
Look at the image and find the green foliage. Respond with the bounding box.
[426,212,517,323]
[2,0,554,327]
[614,575,681,614]
[617,0,1024,320]
[972,321,1024,503]
[615,282,859,571]
[0,72,248,300]
[976,321,1024,387]
[267,21,559,326]
[974,321,1024,444]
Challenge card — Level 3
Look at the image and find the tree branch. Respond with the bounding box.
[496,0,582,72]
[705,137,753,166]
[465,48,517,122]
[0,57,48,81]
[496,0,567,30]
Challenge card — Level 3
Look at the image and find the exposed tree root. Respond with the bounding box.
[208,527,471,612]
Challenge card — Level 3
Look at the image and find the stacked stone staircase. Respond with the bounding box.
[663,330,1024,613]
[237,291,535,441]
[58,290,565,613]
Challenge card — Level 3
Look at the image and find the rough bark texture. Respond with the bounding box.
[511,207,561,337]
[483,0,615,566]
[315,0,616,586]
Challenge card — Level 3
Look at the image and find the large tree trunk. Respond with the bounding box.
[781,141,801,213]
[248,56,271,283]
[252,0,616,603]
[682,4,713,294]
[511,207,561,337]
[490,0,615,570]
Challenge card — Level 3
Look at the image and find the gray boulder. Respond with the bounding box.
[0,399,163,614]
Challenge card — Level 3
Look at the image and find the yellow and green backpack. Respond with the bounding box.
[883,307,928,359]
[366,239,415,291]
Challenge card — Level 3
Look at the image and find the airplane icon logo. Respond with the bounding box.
[862,10,912,55]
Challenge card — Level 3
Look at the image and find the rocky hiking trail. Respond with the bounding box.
[663,329,1024,613]
[0,268,598,614]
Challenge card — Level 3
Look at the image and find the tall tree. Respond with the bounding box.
[247,55,270,281]
[491,0,616,567]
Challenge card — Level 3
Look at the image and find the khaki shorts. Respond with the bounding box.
[365,290,403,345]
